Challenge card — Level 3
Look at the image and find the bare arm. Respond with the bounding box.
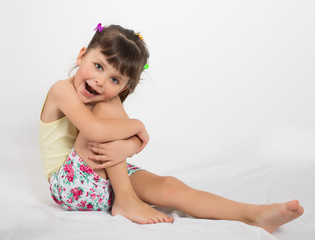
[87,136,142,169]
[75,98,143,169]
[125,136,142,155]
[51,80,144,142]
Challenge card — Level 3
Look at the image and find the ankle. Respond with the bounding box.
[242,204,262,226]
[114,189,139,202]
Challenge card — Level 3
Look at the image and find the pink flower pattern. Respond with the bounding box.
[64,162,74,182]
[49,148,142,211]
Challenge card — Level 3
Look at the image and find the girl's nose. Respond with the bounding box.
[95,78,105,87]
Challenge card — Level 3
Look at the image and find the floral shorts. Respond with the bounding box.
[49,147,142,211]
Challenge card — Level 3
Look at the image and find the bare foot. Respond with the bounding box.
[252,200,304,233]
[111,193,174,224]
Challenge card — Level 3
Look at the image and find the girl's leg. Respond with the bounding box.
[74,101,173,224]
[129,170,304,233]
[105,161,173,224]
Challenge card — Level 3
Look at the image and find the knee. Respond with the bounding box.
[161,176,185,199]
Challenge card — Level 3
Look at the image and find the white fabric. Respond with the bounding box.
[0,140,314,240]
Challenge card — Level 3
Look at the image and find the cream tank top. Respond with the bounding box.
[39,99,79,181]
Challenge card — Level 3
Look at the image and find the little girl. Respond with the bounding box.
[39,23,304,232]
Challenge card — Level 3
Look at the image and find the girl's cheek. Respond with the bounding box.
[106,90,119,100]
[81,66,91,77]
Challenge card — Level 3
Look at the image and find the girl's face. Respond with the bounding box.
[74,47,130,104]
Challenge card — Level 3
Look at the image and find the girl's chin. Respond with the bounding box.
[79,94,93,104]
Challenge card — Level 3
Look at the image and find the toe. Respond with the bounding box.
[152,217,161,224]
[297,206,304,215]
[141,218,154,224]
[167,216,174,223]
[287,200,299,211]
[157,216,166,223]
[148,218,155,224]
[292,211,300,219]
[138,218,149,224]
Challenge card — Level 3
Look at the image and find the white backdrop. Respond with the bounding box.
[0,0,314,236]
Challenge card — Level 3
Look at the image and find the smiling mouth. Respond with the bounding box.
[85,82,100,95]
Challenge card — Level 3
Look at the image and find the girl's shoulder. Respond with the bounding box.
[41,79,72,123]
[50,78,74,95]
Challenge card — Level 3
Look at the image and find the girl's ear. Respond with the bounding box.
[76,47,87,66]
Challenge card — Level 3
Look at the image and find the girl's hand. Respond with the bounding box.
[136,127,150,153]
[87,138,141,169]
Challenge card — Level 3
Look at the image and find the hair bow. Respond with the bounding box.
[136,33,144,40]
[144,64,149,70]
[94,23,105,32]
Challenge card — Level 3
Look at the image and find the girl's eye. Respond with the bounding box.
[95,63,103,71]
[111,78,119,84]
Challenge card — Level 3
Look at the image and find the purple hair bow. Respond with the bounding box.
[94,23,105,32]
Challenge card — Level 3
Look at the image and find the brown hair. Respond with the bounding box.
[69,24,149,102]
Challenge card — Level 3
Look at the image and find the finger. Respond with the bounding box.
[94,162,114,169]
[87,143,102,151]
[88,141,103,146]
[136,136,148,153]
[89,141,112,147]
[89,142,108,149]
[137,141,147,153]
[88,155,110,162]
[87,145,106,155]
[95,159,126,169]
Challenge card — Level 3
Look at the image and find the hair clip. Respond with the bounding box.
[143,64,149,70]
[136,33,144,40]
[94,23,105,32]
